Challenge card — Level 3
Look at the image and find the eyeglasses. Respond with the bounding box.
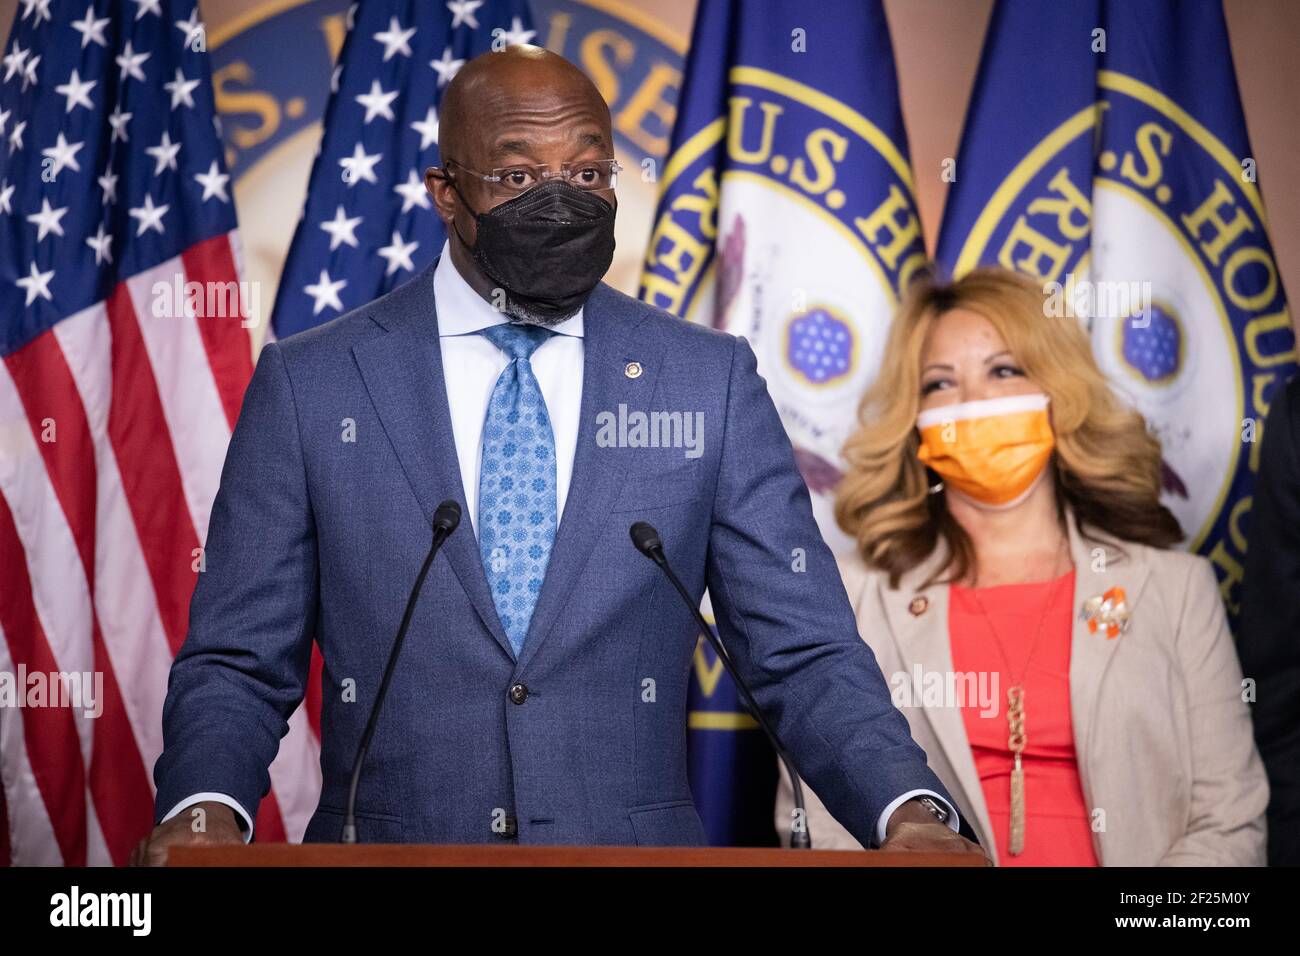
[445,158,623,198]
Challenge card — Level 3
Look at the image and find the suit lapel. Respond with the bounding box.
[1065,511,1151,857]
[351,260,514,660]
[516,284,662,672]
[878,549,997,857]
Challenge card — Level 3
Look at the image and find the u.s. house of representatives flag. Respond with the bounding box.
[936,0,1297,620]
[271,0,534,338]
[0,0,320,865]
[640,0,925,553]
[640,0,922,844]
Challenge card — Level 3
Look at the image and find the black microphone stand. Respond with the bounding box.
[342,500,461,843]
[630,521,813,848]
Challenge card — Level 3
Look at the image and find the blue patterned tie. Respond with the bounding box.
[477,323,558,656]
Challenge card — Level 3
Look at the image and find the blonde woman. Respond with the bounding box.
[777,268,1267,865]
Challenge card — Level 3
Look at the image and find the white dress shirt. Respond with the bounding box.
[165,244,956,845]
[430,241,584,535]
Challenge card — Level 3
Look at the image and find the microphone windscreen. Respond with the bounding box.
[629,521,662,555]
[433,499,462,534]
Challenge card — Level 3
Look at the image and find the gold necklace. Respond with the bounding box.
[965,541,1070,856]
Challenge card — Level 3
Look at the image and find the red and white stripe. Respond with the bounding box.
[0,232,322,865]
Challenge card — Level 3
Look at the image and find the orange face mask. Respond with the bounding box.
[916,393,1055,507]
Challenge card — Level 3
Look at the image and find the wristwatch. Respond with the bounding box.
[915,796,950,824]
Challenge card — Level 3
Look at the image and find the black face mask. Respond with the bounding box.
[451,178,616,326]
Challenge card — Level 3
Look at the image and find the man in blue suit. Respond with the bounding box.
[133,47,982,863]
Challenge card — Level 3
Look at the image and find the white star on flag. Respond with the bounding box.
[41,132,84,176]
[304,269,347,314]
[378,232,419,275]
[374,17,416,61]
[319,205,363,250]
[116,41,150,83]
[108,105,132,143]
[500,16,536,46]
[194,159,230,202]
[129,193,169,235]
[21,53,40,92]
[85,222,113,264]
[15,261,54,305]
[3,44,27,82]
[175,8,204,50]
[394,170,431,212]
[26,197,68,241]
[71,5,110,48]
[20,0,51,27]
[339,143,382,186]
[55,69,96,112]
[98,169,118,205]
[164,68,200,110]
[430,47,465,87]
[447,0,485,30]
[355,80,399,124]
[145,130,181,174]
[411,106,439,151]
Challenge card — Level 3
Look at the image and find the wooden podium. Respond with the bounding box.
[168,844,984,866]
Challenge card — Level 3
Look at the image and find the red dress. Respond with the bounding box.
[948,571,1099,866]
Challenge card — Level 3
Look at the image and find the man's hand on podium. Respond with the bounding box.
[128,801,246,867]
[880,798,991,863]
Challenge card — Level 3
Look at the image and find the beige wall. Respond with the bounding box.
[4,0,1298,309]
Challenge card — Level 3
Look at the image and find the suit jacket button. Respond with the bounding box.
[509,682,529,705]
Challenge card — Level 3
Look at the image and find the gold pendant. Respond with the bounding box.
[1009,753,1025,855]
[1006,686,1026,856]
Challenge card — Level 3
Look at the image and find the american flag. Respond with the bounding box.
[0,0,321,865]
[271,0,535,338]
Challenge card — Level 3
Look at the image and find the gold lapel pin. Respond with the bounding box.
[624,361,643,379]
[908,595,929,617]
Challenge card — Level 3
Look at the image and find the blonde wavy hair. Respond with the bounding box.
[836,267,1183,588]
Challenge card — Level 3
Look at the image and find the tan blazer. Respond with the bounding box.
[776,511,1268,865]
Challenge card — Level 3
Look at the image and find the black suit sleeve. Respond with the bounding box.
[1239,374,1300,866]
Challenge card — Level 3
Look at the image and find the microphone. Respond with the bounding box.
[629,521,813,849]
[342,500,461,843]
